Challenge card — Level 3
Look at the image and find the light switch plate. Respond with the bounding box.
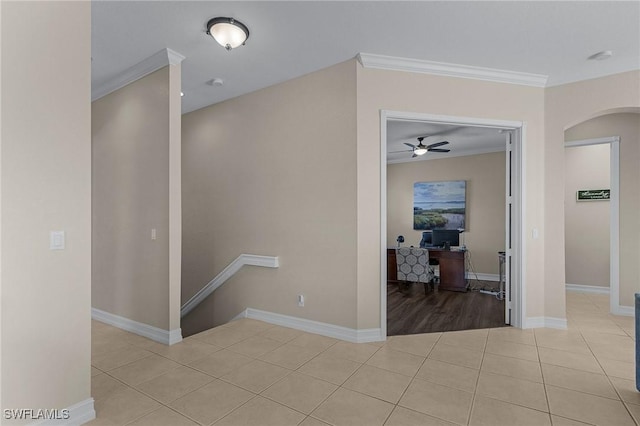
[50,231,65,250]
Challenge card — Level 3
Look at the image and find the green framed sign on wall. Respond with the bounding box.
[577,189,610,201]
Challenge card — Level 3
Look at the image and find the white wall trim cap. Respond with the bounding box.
[92,307,183,346]
[29,397,95,425]
[181,254,279,318]
[523,316,568,330]
[92,48,185,102]
[242,308,385,343]
[357,53,548,88]
[565,283,610,295]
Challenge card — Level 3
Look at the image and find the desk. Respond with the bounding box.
[387,248,467,292]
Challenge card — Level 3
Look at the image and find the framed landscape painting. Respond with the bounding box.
[413,180,466,230]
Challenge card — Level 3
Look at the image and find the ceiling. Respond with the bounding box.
[387,120,507,164]
[92,1,640,115]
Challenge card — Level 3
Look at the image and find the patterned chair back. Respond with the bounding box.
[396,247,434,283]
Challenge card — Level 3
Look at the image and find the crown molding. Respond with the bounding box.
[92,48,185,102]
[357,53,548,88]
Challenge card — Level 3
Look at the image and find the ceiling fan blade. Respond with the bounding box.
[411,153,417,158]
[389,149,413,154]
[428,148,450,153]
[427,141,449,149]
[404,143,416,149]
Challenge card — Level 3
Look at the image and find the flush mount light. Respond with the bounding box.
[206,78,224,87]
[206,17,249,51]
[588,50,613,61]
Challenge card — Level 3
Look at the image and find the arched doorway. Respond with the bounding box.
[563,110,640,317]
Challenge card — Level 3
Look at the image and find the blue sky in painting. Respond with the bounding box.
[414,181,466,204]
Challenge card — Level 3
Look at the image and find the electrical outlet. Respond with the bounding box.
[297,295,304,307]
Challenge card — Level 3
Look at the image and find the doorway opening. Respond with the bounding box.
[564,136,620,315]
[380,111,525,336]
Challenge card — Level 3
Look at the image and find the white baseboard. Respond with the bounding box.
[566,284,610,295]
[92,308,182,345]
[241,308,385,343]
[466,272,499,282]
[612,305,635,317]
[30,397,95,425]
[564,285,633,317]
[523,316,568,330]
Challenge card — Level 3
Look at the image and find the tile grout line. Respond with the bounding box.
[94,301,636,426]
[533,326,555,424]
[96,324,275,426]
[387,331,466,424]
[466,328,491,425]
[100,361,219,425]
[580,316,639,423]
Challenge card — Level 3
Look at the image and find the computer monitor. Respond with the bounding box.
[432,229,460,248]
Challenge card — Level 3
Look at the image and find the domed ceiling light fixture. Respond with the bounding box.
[206,17,249,51]
[588,50,613,61]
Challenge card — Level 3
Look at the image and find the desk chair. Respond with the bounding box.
[420,231,441,279]
[396,247,437,295]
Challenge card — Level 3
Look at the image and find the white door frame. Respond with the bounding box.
[380,110,526,336]
[564,136,626,315]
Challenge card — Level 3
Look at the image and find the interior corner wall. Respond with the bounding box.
[92,65,182,332]
[565,113,640,306]
[545,71,640,316]
[181,60,358,336]
[356,66,545,328]
[563,144,610,288]
[387,152,506,275]
[1,0,92,416]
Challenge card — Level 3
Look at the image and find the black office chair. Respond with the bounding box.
[419,232,440,280]
[419,231,431,248]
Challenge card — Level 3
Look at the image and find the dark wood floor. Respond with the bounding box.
[387,281,507,336]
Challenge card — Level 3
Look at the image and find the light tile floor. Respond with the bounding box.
[89,292,639,425]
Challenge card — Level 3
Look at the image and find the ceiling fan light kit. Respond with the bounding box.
[414,145,428,155]
[206,17,249,51]
[393,136,451,158]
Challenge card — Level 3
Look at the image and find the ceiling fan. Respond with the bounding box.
[391,137,451,158]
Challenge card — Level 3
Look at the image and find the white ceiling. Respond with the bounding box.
[92,1,640,115]
[387,120,507,164]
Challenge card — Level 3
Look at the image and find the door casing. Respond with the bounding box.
[380,110,526,336]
